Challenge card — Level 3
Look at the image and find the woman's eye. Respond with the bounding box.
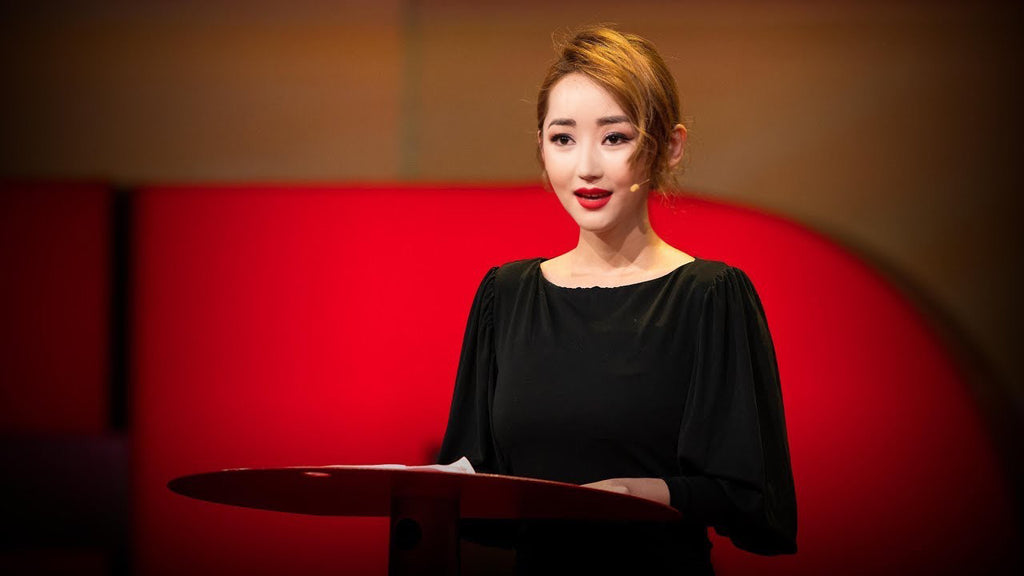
[604,133,632,145]
[550,134,573,146]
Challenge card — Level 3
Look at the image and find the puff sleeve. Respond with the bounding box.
[437,267,504,474]
[663,266,798,554]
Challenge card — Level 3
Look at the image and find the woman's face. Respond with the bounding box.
[539,73,648,235]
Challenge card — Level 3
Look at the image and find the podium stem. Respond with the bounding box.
[388,495,460,576]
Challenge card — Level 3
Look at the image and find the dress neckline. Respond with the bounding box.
[537,257,699,291]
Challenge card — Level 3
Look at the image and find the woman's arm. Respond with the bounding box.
[591,266,797,556]
[437,267,502,472]
[670,265,797,554]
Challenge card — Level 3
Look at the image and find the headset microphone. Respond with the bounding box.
[629,179,650,193]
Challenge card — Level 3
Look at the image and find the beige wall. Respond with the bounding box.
[1,1,1020,407]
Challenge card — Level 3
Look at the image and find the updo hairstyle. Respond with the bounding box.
[536,26,685,194]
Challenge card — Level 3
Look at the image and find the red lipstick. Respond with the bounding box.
[574,187,612,210]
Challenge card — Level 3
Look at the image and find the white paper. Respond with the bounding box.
[320,456,475,474]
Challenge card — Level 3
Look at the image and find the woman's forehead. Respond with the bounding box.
[544,73,629,126]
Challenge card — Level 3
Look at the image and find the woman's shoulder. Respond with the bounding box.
[684,257,736,282]
[493,257,545,284]
[495,257,545,273]
[677,255,756,278]
[467,258,543,289]
[678,260,768,318]
[673,258,761,299]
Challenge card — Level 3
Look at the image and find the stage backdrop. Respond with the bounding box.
[133,184,1019,575]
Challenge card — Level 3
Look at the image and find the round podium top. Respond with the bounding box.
[169,466,681,522]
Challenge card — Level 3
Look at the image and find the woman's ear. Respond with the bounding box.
[540,170,553,193]
[537,130,553,192]
[667,124,687,167]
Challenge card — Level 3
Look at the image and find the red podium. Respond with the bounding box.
[169,466,680,575]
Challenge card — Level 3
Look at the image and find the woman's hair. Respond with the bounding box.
[537,25,685,193]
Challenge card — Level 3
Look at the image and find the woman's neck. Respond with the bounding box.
[540,204,693,288]
[571,213,666,274]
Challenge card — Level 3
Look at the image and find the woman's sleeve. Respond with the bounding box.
[664,266,798,555]
[437,267,503,474]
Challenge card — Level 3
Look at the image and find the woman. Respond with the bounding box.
[439,26,797,574]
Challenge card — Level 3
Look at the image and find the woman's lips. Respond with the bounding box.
[574,188,612,210]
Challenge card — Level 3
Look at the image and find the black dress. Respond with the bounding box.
[439,258,797,574]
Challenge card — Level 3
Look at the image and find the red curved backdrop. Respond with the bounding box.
[132,184,1020,575]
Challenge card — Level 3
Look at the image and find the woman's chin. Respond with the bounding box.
[571,214,620,235]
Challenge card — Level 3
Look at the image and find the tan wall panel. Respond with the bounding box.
[409,2,1023,397]
[0,1,404,181]
[0,1,1019,400]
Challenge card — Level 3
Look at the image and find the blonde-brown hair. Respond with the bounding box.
[537,25,684,193]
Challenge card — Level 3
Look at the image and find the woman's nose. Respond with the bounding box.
[577,143,603,181]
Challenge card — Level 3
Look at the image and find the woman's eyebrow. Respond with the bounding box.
[547,118,575,128]
[597,115,631,126]
[547,116,631,129]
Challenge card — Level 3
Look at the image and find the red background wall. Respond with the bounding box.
[0,183,110,433]
[0,183,126,576]
[131,185,1019,575]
